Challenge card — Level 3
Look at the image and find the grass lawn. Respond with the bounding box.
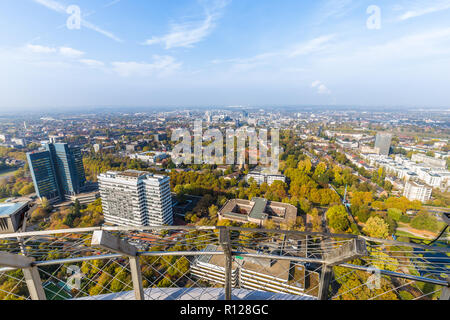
[0,167,19,177]
[395,229,428,240]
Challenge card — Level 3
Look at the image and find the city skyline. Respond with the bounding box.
[1,0,450,110]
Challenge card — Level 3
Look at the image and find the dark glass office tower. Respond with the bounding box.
[45,143,86,196]
[26,151,61,201]
[27,143,86,202]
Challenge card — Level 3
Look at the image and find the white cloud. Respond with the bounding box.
[25,44,56,54]
[316,0,357,24]
[32,0,65,13]
[311,80,331,95]
[399,1,450,20]
[361,27,450,59]
[212,34,335,71]
[25,44,87,59]
[32,0,122,42]
[143,0,230,49]
[80,59,105,67]
[289,35,336,57]
[59,47,85,58]
[112,55,182,77]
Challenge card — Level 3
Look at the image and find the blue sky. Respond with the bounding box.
[0,0,450,111]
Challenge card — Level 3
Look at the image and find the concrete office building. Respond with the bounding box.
[0,202,30,234]
[98,170,173,227]
[218,198,297,227]
[374,133,392,156]
[27,143,87,202]
[191,245,317,297]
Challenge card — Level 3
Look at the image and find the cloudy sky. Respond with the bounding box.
[0,0,450,111]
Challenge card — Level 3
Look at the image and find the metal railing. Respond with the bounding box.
[0,226,448,300]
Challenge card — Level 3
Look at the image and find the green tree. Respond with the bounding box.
[363,216,389,239]
[410,212,439,232]
[208,205,219,218]
[326,205,350,233]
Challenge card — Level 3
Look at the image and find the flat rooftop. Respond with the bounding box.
[117,170,148,178]
[0,202,28,217]
[75,288,316,300]
[219,198,297,224]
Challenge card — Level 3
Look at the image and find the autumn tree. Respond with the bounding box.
[363,216,389,239]
[326,205,350,233]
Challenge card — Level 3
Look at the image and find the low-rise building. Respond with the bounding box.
[191,245,317,298]
[246,168,286,186]
[218,198,297,227]
[0,202,30,234]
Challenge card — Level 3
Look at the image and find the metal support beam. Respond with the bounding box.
[218,227,232,301]
[323,238,367,266]
[23,267,46,300]
[91,230,137,256]
[0,252,46,300]
[440,278,449,300]
[318,238,367,300]
[91,230,144,300]
[0,252,34,269]
[129,256,145,301]
[440,286,450,300]
[318,264,333,300]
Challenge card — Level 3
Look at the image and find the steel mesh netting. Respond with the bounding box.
[225,229,356,299]
[362,238,450,283]
[228,228,356,257]
[0,228,224,300]
[0,227,448,300]
[330,266,445,300]
[113,227,221,252]
[0,231,99,261]
[0,268,30,300]
[36,256,134,300]
[132,228,225,300]
[328,237,450,300]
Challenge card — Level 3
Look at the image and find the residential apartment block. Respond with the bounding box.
[98,170,173,227]
[403,181,433,203]
[411,153,447,168]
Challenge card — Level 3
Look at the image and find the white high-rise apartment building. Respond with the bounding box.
[98,170,173,227]
[403,181,432,203]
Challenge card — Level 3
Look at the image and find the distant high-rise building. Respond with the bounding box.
[98,170,173,227]
[27,143,86,202]
[205,111,212,124]
[374,133,392,156]
[154,133,168,142]
[45,143,86,196]
[317,125,323,137]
